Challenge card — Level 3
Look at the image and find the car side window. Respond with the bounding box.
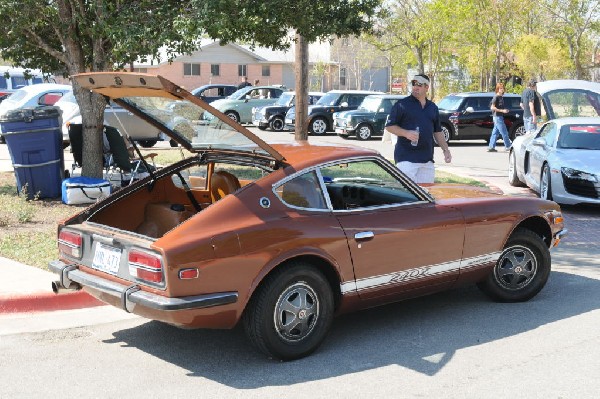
[320,160,419,210]
[277,171,327,210]
[538,122,558,146]
[270,89,283,99]
[348,95,364,107]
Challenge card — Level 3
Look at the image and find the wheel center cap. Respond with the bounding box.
[515,266,523,273]
[298,310,307,319]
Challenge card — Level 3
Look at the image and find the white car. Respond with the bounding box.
[508,79,600,205]
[55,90,169,148]
[0,83,71,142]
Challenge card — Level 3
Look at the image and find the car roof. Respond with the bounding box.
[446,92,520,98]
[364,94,407,99]
[325,90,384,94]
[18,83,71,93]
[271,141,378,169]
[537,80,600,95]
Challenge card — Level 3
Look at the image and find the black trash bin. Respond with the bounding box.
[0,106,64,199]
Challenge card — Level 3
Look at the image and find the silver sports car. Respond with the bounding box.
[509,117,600,205]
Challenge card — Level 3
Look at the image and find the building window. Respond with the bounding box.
[238,64,247,77]
[262,65,270,77]
[211,64,220,76]
[133,68,147,73]
[184,63,200,76]
[340,68,346,86]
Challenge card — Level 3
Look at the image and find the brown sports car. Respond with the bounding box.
[51,73,567,360]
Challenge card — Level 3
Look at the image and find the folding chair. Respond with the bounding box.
[103,125,157,186]
[67,123,84,175]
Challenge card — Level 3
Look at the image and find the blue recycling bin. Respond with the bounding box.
[0,106,64,199]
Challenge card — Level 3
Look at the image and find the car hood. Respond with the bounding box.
[553,149,600,173]
[422,183,502,200]
[73,72,284,163]
[337,109,372,119]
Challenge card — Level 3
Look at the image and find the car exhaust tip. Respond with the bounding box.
[52,280,81,294]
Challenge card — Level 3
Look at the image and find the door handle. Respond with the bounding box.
[354,231,374,241]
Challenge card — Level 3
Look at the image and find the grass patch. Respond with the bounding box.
[435,170,487,187]
[0,172,76,270]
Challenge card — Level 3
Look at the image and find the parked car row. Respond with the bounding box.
[251,91,324,131]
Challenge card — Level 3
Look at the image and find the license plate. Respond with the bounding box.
[92,243,122,275]
[285,118,294,124]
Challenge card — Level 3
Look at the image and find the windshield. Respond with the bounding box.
[438,96,464,111]
[227,86,253,100]
[557,124,600,150]
[276,92,294,106]
[120,96,270,155]
[358,97,382,112]
[2,88,27,104]
[316,92,341,106]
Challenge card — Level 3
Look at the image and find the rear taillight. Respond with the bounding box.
[58,230,82,259]
[128,249,163,284]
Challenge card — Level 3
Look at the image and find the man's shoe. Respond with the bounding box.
[487,148,497,152]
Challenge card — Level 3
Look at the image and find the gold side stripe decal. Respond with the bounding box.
[340,252,502,294]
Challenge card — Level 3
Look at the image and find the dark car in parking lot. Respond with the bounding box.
[437,92,525,144]
[252,91,324,131]
[191,84,237,104]
[334,94,406,140]
[285,90,383,135]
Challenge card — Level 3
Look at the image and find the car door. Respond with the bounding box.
[526,122,558,190]
[458,96,494,138]
[373,99,394,135]
[320,159,465,300]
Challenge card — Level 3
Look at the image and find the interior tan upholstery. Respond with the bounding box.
[135,202,193,238]
[210,171,241,202]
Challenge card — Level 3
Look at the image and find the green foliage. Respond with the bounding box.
[190,0,382,50]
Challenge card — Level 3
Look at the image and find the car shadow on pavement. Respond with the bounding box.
[103,270,600,388]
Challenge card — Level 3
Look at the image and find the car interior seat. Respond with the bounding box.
[210,170,241,202]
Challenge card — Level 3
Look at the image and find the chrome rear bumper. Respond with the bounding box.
[49,260,238,313]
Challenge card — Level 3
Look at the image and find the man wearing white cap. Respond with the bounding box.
[384,74,451,184]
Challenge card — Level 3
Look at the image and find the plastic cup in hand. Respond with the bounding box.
[411,127,419,146]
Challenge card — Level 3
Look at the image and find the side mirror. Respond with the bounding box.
[245,95,251,102]
[378,108,385,113]
[532,137,546,147]
[340,102,349,108]
[464,106,475,114]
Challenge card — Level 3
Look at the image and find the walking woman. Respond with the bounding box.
[488,83,512,152]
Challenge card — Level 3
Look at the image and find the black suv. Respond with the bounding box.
[437,92,525,143]
[284,90,383,135]
[252,91,324,131]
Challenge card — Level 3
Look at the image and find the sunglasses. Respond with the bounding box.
[411,81,427,87]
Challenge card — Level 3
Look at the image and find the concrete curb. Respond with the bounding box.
[0,290,103,314]
[0,257,103,314]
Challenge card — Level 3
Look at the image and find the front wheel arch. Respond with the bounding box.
[242,259,338,360]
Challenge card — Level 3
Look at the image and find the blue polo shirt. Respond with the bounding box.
[385,95,441,163]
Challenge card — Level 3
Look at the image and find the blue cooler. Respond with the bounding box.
[0,106,64,199]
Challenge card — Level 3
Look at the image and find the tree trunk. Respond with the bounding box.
[294,34,309,141]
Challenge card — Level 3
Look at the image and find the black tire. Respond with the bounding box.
[436,124,452,146]
[355,124,373,141]
[477,228,551,302]
[510,123,526,141]
[257,125,267,131]
[269,116,285,132]
[225,111,240,123]
[540,163,553,201]
[169,139,178,147]
[138,140,157,148]
[508,150,525,187]
[242,262,334,360]
[309,117,328,135]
